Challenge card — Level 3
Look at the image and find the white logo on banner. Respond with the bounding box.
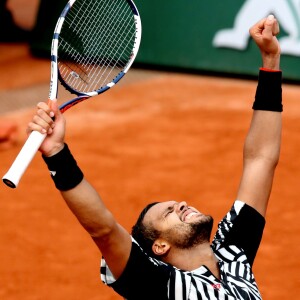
[213,0,300,56]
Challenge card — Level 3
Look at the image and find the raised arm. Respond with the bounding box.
[27,100,131,279]
[237,15,282,216]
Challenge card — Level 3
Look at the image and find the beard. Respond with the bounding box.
[162,215,214,249]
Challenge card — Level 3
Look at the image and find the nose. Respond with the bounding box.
[176,201,187,212]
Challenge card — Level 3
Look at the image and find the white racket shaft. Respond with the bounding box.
[3,17,58,189]
[2,131,46,188]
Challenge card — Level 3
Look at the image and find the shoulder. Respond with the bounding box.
[216,200,265,232]
[212,200,265,266]
[101,237,171,299]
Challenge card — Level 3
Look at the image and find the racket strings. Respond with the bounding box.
[87,8,136,89]
[58,0,138,93]
[62,3,135,91]
[71,0,134,89]
[82,1,136,72]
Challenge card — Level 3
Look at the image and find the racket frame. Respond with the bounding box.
[56,0,142,112]
[2,0,142,188]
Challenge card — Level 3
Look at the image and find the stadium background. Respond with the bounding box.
[0,0,299,299]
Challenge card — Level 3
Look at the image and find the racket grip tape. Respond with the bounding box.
[2,131,46,188]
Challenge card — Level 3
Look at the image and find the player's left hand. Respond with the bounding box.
[249,14,280,70]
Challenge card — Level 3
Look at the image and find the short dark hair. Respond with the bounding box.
[131,202,161,257]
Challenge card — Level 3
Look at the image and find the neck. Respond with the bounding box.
[162,242,220,278]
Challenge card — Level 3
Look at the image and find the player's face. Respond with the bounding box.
[144,201,213,249]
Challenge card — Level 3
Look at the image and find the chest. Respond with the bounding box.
[168,262,262,300]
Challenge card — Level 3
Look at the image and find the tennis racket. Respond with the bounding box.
[2,0,142,188]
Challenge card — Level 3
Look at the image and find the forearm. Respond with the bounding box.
[42,144,132,278]
[244,110,281,166]
[29,101,131,278]
[42,144,117,238]
[246,69,282,163]
[237,69,282,216]
[246,12,282,164]
[60,178,117,238]
[237,112,281,215]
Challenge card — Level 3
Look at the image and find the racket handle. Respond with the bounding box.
[2,131,46,188]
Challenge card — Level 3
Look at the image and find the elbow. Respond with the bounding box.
[243,134,281,169]
[81,211,118,240]
[87,223,117,240]
[263,151,280,168]
[243,149,280,170]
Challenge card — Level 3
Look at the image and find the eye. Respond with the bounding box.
[164,207,174,218]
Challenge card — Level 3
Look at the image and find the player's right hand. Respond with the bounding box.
[27,100,66,157]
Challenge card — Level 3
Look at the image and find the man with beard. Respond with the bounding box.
[27,15,282,300]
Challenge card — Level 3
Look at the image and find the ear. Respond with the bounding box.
[152,238,171,256]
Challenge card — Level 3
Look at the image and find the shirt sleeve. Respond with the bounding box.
[211,200,265,266]
[101,238,170,300]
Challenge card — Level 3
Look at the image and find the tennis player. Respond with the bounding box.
[27,15,282,300]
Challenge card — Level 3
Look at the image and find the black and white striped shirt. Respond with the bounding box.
[101,200,265,300]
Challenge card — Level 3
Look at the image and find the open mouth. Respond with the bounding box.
[181,209,199,222]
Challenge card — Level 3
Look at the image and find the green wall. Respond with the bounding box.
[134,0,300,80]
[30,0,300,81]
